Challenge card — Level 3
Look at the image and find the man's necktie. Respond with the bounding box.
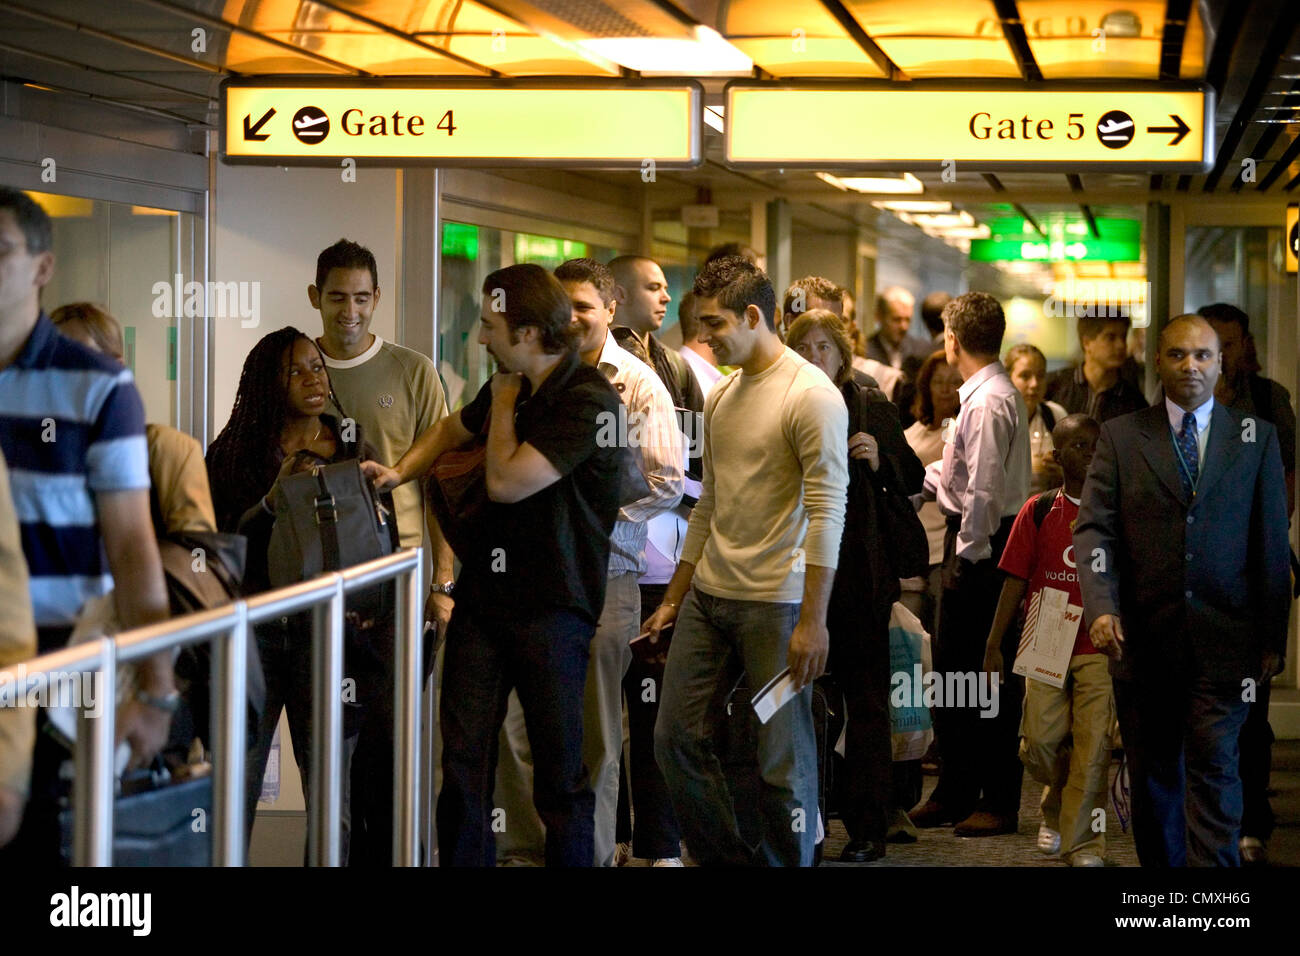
[1177,411,1199,496]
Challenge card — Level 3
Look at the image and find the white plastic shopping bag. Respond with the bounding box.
[887,601,934,762]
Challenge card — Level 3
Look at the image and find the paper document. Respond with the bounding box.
[751,667,798,724]
[629,621,672,645]
[1012,586,1084,688]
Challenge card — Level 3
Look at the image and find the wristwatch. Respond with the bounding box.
[136,688,182,714]
[429,581,455,596]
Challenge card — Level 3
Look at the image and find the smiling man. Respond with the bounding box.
[307,238,453,866]
[1075,314,1291,867]
[308,239,452,583]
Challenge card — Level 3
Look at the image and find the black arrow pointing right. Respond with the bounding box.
[1146,114,1190,146]
[243,108,275,141]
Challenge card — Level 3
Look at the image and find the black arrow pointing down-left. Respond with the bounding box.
[244,108,275,141]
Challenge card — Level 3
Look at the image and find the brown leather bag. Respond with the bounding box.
[425,438,488,559]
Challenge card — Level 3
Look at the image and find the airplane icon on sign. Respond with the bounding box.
[1098,117,1134,140]
[291,106,331,144]
[294,114,328,139]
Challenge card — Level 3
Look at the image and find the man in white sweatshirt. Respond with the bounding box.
[643,256,849,867]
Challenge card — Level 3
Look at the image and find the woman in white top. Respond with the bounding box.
[900,350,961,635]
[1004,344,1067,496]
[896,349,960,824]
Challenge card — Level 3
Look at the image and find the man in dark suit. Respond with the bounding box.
[1075,314,1290,867]
[866,287,932,373]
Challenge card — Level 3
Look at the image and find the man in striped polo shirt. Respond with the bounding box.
[0,187,173,862]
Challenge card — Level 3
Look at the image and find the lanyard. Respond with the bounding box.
[1169,424,1201,498]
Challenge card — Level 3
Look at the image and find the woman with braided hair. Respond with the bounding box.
[206,326,388,861]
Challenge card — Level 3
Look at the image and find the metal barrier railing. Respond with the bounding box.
[0,547,424,867]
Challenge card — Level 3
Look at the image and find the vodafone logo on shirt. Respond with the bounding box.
[1045,546,1079,583]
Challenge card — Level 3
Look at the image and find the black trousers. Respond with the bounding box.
[927,515,1024,819]
[1114,676,1249,866]
[1238,678,1274,841]
[348,660,395,867]
[828,602,892,845]
[619,583,682,859]
[438,602,595,867]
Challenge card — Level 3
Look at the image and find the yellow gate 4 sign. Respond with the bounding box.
[222,79,701,168]
[726,84,1212,172]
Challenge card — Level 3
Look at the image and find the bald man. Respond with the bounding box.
[866,286,931,373]
[1074,315,1291,867]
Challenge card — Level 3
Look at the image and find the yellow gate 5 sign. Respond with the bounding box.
[725,83,1212,172]
[222,79,701,168]
[1287,205,1298,274]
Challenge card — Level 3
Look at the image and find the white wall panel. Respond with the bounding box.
[212,165,399,436]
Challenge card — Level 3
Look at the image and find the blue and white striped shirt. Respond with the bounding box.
[0,313,150,630]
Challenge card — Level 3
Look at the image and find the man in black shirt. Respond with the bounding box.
[1046,312,1147,422]
[367,264,623,866]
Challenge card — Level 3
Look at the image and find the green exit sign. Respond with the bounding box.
[971,217,1141,262]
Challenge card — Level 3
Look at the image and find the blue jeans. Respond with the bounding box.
[654,591,817,866]
[438,602,595,867]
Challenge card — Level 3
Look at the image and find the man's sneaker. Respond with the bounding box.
[651,857,684,867]
[1240,837,1268,866]
[1068,852,1105,867]
[613,842,633,867]
[1036,824,1061,855]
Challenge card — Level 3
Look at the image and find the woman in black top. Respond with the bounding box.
[206,326,387,859]
[788,310,926,864]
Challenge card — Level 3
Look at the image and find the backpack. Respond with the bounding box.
[1038,401,1057,434]
[147,473,266,755]
[163,530,267,751]
[1032,487,1061,528]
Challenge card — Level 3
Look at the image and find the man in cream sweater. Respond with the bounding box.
[643,256,848,867]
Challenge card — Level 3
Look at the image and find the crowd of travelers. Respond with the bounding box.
[0,185,1293,868]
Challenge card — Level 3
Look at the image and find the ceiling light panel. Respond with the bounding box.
[819,172,924,193]
[720,0,887,77]
[414,0,619,75]
[839,1,1021,77]
[1015,0,1200,79]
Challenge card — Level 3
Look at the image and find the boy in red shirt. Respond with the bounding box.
[984,414,1112,866]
